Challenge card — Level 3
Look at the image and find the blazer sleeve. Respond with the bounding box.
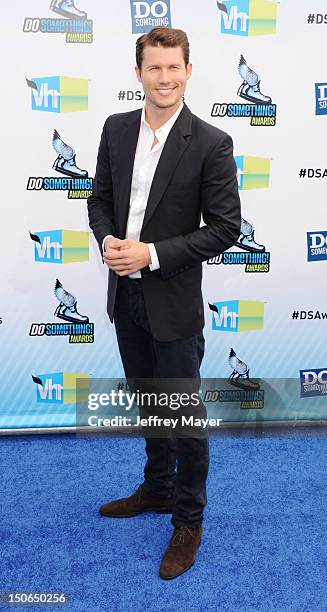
[154,134,241,280]
[87,117,117,255]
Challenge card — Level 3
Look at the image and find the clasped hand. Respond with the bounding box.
[103,237,151,276]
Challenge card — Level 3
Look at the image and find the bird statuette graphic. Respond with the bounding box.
[52,129,88,178]
[228,348,260,390]
[238,55,272,105]
[54,279,89,323]
[236,217,265,253]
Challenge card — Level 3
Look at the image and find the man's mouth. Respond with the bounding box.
[156,87,177,96]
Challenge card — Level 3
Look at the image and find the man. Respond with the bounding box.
[87,27,241,579]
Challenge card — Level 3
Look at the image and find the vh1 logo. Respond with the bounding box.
[218,0,277,37]
[28,76,88,113]
[30,230,89,263]
[209,300,265,332]
[32,372,89,404]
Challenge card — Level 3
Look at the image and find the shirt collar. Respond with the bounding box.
[141,101,184,142]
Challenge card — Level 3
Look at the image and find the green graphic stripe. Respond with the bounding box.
[60,96,88,112]
[249,19,276,36]
[62,247,89,263]
[64,388,78,404]
[243,174,270,189]
[238,316,265,331]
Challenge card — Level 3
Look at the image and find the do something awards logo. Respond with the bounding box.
[315,83,327,116]
[204,349,264,409]
[130,1,171,34]
[307,231,327,262]
[211,55,276,126]
[26,130,92,200]
[300,369,327,398]
[208,216,270,273]
[23,1,93,44]
[29,279,94,344]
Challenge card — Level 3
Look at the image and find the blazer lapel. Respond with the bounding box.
[114,110,141,237]
[140,104,193,234]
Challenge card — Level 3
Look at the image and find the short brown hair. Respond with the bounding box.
[136,27,190,70]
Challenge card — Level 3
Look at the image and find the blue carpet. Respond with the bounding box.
[0,430,326,612]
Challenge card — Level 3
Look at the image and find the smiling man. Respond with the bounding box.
[87,27,241,579]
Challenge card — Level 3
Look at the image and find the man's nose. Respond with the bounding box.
[158,70,171,83]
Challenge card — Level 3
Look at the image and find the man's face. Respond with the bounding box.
[135,44,192,110]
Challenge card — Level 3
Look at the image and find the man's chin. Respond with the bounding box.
[151,96,181,109]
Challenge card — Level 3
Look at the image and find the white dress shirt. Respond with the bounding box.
[103,101,184,278]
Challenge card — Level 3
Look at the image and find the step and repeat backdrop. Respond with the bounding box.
[1,0,326,430]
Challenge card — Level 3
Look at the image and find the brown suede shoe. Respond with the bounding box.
[99,484,175,518]
[159,526,202,579]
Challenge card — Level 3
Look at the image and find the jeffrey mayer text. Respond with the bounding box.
[88,415,222,428]
[136,416,223,428]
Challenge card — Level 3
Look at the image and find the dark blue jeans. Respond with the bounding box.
[113,276,209,528]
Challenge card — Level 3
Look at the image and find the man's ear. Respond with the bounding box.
[186,63,193,80]
[135,65,142,83]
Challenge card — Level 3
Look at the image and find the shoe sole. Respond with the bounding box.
[229,379,260,390]
[159,539,202,580]
[53,166,88,179]
[55,313,90,324]
[238,92,271,105]
[99,506,173,517]
[159,561,195,580]
[235,242,265,253]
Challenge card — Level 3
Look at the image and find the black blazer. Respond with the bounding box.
[87,104,241,341]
